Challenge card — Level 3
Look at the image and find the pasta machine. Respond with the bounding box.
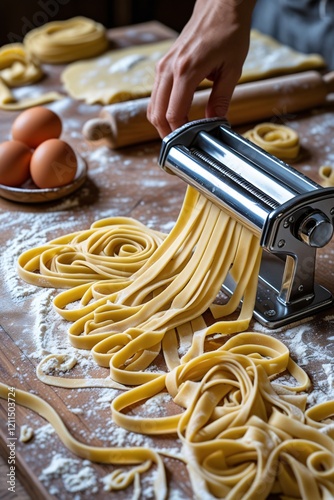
[158,118,334,328]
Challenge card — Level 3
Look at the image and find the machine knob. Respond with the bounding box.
[298,212,333,247]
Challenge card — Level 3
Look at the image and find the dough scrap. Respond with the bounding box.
[61,29,325,106]
[19,424,34,443]
[319,165,334,187]
[0,43,43,86]
[243,122,300,161]
[24,16,109,64]
[0,43,63,110]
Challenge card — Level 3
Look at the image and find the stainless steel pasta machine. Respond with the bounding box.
[158,118,334,328]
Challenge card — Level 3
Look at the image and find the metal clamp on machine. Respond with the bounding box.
[159,118,334,328]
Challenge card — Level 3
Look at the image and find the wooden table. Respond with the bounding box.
[1,21,334,500]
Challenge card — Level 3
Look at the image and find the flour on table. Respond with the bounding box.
[108,54,147,73]
[39,454,98,494]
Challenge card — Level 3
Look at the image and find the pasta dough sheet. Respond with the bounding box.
[61,29,326,105]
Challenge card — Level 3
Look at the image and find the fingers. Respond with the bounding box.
[206,67,242,119]
[148,55,200,139]
[148,64,238,138]
[164,75,199,132]
[147,44,242,137]
[147,57,174,138]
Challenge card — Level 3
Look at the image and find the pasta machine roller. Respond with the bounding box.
[158,118,334,328]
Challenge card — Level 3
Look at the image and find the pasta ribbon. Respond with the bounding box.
[3,334,333,499]
[0,382,167,500]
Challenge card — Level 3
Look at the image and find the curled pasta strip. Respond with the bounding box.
[102,460,152,491]
[24,16,109,63]
[17,217,165,288]
[243,122,300,161]
[36,354,127,390]
[0,382,167,500]
[111,333,307,435]
[0,43,62,110]
[305,400,334,438]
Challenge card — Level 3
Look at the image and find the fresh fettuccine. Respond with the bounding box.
[8,185,334,499]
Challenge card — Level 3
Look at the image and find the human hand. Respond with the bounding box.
[147,0,256,138]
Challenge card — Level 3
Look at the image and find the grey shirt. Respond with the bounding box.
[252,0,334,69]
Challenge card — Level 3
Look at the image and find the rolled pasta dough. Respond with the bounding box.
[61,29,325,106]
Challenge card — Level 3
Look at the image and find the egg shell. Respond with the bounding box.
[0,140,32,187]
[30,138,77,189]
[11,106,62,149]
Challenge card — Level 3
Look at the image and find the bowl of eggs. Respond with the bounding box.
[0,106,87,203]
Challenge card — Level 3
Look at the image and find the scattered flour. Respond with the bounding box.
[39,454,98,494]
[253,318,334,403]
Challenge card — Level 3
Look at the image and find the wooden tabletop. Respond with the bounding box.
[0,21,334,500]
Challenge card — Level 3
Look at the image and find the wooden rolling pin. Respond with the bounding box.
[82,70,334,149]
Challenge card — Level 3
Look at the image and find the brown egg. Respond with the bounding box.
[11,106,62,149]
[30,138,77,189]
[0,140,32,187]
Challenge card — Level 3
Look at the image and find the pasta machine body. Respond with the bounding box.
[158,118,334,328]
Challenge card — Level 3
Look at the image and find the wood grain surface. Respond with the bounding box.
[0,21,334,500]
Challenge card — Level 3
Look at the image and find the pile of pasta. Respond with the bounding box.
[24,16,108,64]
[2,185,333,499]
[243,122,300,162]
[0,17,108,110]
[0,43,63,110]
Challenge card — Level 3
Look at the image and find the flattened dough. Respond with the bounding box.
[62,40,185,105]
[243,29,325,81]
[61,30,326,105]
